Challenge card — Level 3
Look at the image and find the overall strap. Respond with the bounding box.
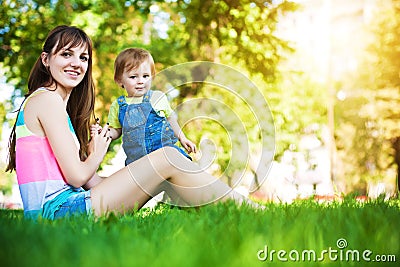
[117,96,128,127]
[143,90,153,103]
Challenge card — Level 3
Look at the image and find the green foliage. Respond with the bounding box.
[0,200,399,267]
[167,0,297,76]
[0,168,14,195]
[0,101,14,194]
[0,102,5,137]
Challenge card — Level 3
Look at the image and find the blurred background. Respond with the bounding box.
[1,0,399,208]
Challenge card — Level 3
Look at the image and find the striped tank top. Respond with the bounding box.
[15,88,80,218]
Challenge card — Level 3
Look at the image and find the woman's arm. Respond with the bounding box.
[83,173,104,190]
[28,91,111,187]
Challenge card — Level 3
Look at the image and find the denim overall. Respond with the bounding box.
[118,90,191,165]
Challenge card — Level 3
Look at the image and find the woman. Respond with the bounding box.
[6,25,260,220]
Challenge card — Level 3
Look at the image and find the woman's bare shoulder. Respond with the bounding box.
[26,89,64,110]
[24,89,66,122]
[30,89,63,102]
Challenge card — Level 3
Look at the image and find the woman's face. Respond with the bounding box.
[42,43,89,91]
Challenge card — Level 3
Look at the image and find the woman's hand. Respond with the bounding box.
[88,123,112,165]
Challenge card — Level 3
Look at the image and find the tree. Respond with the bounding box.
[1,0,299,191]
[1,0,297,117]
[335,0,400,193]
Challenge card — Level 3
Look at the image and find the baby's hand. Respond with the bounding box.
[179,136,197,154]
[90,118,102,138]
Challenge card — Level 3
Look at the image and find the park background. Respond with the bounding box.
[1,0,400,207]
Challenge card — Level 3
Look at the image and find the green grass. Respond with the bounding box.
[0,198,399,267]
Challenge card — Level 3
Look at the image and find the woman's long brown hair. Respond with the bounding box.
[6,25,95,172]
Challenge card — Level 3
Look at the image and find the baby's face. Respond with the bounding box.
[121,61,152,97]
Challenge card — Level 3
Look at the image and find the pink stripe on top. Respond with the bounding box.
[16,135,66,185]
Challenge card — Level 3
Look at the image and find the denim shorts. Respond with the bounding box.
[53,190,92,219]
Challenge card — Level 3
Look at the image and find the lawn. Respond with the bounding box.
[0,198,399,267]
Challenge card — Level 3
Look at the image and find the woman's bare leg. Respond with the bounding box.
[90,147,256,216]
[90,153,167,216]
[149,181,190,207]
